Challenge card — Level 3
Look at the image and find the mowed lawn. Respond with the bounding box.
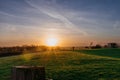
[0,49,120,80]
[78,48,120,58]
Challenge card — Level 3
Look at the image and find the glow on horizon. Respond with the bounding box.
[46,37,58,46]
[0,0,120,46]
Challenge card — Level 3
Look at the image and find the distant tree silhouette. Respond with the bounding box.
[89,42,93,49]
[104,45,108,48]
[72,47,75,51]
[0,45,49,57]
[94,44,102,48]
[107,43,118,48]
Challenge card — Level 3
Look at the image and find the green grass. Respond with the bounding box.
[0,49,120,80]
[77,48,120,58]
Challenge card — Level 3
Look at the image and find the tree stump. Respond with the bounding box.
[12,66,45,80]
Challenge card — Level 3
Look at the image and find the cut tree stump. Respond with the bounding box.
[12,66,45,80]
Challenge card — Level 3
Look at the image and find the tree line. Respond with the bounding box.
[0,45,48,57]
[0,42,119,57]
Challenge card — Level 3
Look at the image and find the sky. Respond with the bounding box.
[0,0,120,47]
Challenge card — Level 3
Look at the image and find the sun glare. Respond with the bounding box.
[46,38,58,46]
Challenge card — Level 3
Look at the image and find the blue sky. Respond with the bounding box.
[0,0,120,46]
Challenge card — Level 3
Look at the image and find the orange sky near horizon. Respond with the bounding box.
[0,0,120,47]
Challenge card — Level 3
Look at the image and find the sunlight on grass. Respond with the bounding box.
[21,53,33,61]
[0,50,120,80]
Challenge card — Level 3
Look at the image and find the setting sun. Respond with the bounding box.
[46,38,58,46]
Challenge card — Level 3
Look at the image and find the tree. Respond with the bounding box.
[108,43,118,48]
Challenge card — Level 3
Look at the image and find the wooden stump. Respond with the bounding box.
[12,66,45,80]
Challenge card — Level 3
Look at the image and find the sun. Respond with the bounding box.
[46,38,58,46]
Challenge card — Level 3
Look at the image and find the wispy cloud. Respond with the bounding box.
[0,0,120,46]
[113,21,120,29]
[25,0,87,35]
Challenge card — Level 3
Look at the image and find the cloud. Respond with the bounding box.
[113,21,120,29]
[25,0,87,35]
[0,11,19,18]
[0,10,45,27]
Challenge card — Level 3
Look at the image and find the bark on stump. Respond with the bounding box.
[12,66,45,80]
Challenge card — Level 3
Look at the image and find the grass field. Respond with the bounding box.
[78,48,120,58]
[0,49,120,80]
